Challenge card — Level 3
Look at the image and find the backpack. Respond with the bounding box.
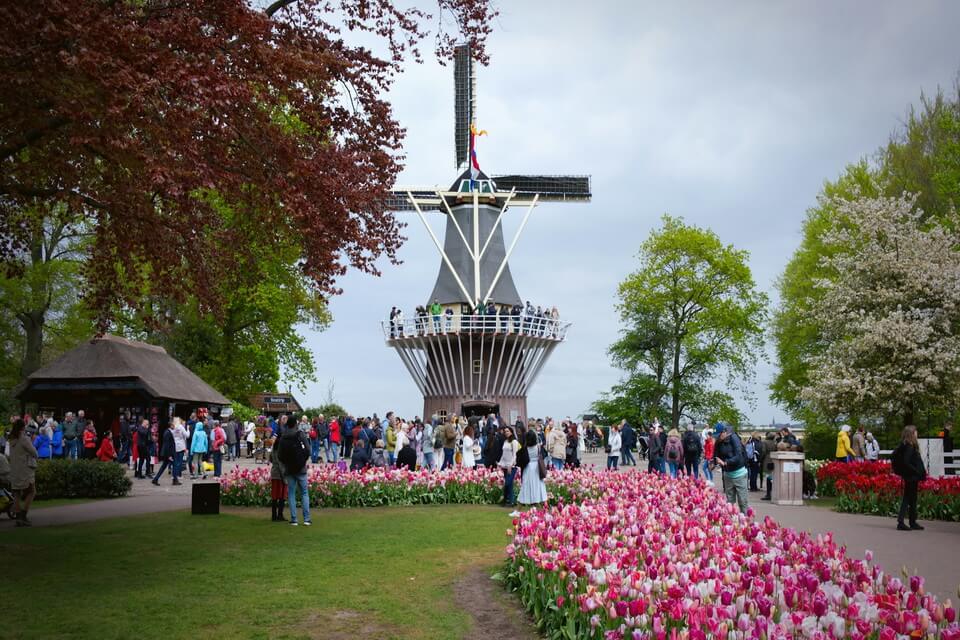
[682,431,700,455]
[891,444,905,476]
[665,437,682,462]
[745,440,756,463]
[433,428,444,450]
[317,422,330,440]
[278,432,309,475]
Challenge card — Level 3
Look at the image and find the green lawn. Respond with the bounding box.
[30,497,104,509]
[1,505,517,640]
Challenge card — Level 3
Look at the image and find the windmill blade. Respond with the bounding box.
[384,189,444,212]
[491,175,592,202]
[454,44,476,170]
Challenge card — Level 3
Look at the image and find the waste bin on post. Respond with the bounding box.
[770,451,804,506]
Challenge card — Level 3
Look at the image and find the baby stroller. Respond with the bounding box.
[0,453,13,519]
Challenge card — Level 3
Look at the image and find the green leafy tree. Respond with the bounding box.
[772,82,960,427]
[602,215,768,428]
[0,205,94,414]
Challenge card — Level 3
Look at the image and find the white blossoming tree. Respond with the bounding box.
[800,193,960,424]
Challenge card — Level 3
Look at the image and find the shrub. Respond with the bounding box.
[34,459,132,499]
[798,422,838,460]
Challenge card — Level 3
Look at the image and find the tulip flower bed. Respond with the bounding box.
[836,475,960,521]
[219,465,602,508]
[817,460,892,497]
[503,471,960,640]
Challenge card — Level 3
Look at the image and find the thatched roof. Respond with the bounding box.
[19,334,229,405]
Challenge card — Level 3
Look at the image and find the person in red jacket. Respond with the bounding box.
[82,421,98,459]
[702,432,716,484]
[327,418,341,463]
[211,422,227,477]
[96,434,116,462]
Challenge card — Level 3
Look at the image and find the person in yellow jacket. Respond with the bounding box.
[836,424,854,462]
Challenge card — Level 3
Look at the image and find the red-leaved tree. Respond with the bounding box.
[0,0,495,326]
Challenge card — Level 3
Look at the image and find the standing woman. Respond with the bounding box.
[211,421,226,477]
[893,425,927,531]
[82,420,98,459]
[607,424,622,471]
[516,430,548,506]
[190,421,209,480]
[9,418,38,527]
[461,425,476,469]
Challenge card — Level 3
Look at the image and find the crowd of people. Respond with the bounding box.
[2,407,946,531]
[388,300,562,338]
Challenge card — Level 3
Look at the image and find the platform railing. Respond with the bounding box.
[381,314,571,342]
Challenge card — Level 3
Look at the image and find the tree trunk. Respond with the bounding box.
[20,310,45,378]
[671,336,682,428]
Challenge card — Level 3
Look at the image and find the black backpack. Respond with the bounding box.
[278,432,309,475]
[891,444,905,476]
[316,422,330,440]
[682,431,700,455]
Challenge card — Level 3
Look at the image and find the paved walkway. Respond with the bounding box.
[3,452,958,600]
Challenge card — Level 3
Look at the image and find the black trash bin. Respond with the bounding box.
[191,482,220,515]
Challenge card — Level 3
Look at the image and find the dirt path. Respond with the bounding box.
[455,566,541,640]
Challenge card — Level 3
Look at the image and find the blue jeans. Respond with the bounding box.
[173,451,184,479]
[310,439,320,464]
[422,451,434,470]
[667,461,679,478]
[326,440,339,463]
[285,473,311,524]
[551,457,564,470]
[607,455,619,470]
[702,458,712,480]
[388,451,396,466]
[441,447,455,470]
[621,447,636,465]
[503,467,517,505]
[64,438,79,460]
[212,451,222,477]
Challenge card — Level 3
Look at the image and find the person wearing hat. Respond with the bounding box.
[835,424,854,463]
[711,423,749,514]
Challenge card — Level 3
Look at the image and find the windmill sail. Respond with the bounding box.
[454,44,476,169]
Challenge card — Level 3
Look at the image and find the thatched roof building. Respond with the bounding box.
[17,335,228,420]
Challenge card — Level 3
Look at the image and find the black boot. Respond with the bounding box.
[762,478,772,501]
[277,501,285,522]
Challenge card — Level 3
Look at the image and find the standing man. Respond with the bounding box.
[276,417,312,526]
[430,299,442,334]
[421,419,435,470]
[62,412,80,460]
[682,424,702,478]
[646,425,664,474]
[546,419,566,471]
[620,420,636,466]
[851,425,866,462]
[712,423,749,514]
[118,412,132,465]
[441,418,457,470]
[326,416,340,464]
[134,419,151,479]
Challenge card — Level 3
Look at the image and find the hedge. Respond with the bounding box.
[34,459,132,499]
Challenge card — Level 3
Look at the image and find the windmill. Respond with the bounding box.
[383,44,591,424]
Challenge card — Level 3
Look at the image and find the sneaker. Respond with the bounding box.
[909,523,925,531]
[304,521,312,526]
[151,479,159,486]
[172,479,182,486]
[290,521,298,526]
[509,510,521,517]
[897,523,911,531]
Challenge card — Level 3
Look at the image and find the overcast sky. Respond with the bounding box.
[293,1,960,424]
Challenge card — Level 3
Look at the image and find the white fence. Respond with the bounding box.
[878,438,957,477]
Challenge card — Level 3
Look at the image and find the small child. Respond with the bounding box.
[269,439,287,522]
[371,440,387,468]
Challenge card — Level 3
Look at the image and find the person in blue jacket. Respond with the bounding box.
[51,424,64,459]
[33,431,52,460]
[190,422,209,480]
